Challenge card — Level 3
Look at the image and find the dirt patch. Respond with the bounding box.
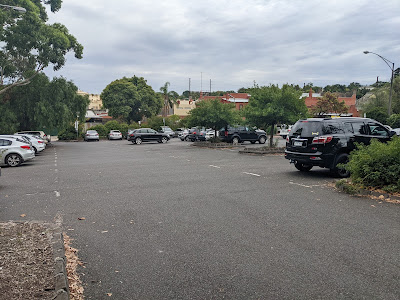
[0,222,56,300]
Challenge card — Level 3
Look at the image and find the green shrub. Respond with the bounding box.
[58,126,78,140]
[104,120,121,132]
[88,124,107,137]
[347,137,400,192]
[387,114,400,128]
[147,116,165,130]
[208,136,223,143]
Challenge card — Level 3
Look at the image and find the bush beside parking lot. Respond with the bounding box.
[347,136,400,193]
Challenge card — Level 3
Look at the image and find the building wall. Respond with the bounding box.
[77,90,103,110]
[173,100,197,117]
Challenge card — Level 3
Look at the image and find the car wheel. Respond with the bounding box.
[251,141,256,144]
[281,135,287,139]
[331,153,350,178]
[32,146,38,154]
[5,153,22,167]
[135,137,142,145]
[184,136,190,142]
[294,162,313,172]
[232,137,240,145]
[161,137,168,143]
[259,136,266,144]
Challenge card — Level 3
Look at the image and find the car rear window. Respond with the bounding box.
[290,120,344,137]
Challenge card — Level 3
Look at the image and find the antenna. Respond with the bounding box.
[210,79,211,94]
[189,78,191,99]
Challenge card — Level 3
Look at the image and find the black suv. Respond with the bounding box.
[219,126,267,144]
[285,117,395,177]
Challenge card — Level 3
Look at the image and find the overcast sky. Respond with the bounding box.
[45,0,400,95]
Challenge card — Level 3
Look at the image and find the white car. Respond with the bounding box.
[0,137,35,167]
[107,130,123,140]
[14,134,46,154]
[392,128,400,136]
[205,129,216,140]
[278,125,292,139]
[14,130,51,144]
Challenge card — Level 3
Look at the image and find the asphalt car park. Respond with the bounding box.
[1,138,398,299]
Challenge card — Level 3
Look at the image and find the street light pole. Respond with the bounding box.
[0,4,26,13]
[364,51,395,116]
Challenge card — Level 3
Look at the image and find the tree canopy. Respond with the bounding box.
[310,92,348,116]
[0,73,89,134]
[243,84,308,147]
[361,77,400,118]
[187,99,241,135]
[101,76,163,123]
[0,0,83,95]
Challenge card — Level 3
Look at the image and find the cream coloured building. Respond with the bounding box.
[173,99,197,118]
[77,90,103,110]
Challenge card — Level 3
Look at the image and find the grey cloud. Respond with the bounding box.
[44,0,400,94]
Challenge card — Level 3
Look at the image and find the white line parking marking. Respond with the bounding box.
[242,172,261,177]
[209,165,221,168]
[289,182,321,188]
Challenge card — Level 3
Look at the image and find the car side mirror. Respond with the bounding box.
[390,130,396,137]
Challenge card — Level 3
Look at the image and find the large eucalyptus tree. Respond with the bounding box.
[0,0,83,95]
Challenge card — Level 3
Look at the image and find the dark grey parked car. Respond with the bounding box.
[128,128,170,144]
[219,126,267,144]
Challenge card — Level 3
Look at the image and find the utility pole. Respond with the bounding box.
[189,78,191,99]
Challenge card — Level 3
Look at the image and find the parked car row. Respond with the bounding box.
[0,132,49,168]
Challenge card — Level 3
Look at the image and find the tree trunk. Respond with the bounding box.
[269,122,275,147]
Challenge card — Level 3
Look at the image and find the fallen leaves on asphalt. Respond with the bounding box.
[78,217,86,220]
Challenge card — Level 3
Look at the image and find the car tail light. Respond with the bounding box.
[286,136,289,142]
[225,131,228,136]
[38,141,44,144]
[312,136,333,144]
[20,145,31,150]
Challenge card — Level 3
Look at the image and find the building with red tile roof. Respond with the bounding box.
[199,91,250,111]
[302,89,360,117]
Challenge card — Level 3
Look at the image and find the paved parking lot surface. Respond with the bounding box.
[1,138,399,299]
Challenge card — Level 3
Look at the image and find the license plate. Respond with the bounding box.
[294,141,303,147]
